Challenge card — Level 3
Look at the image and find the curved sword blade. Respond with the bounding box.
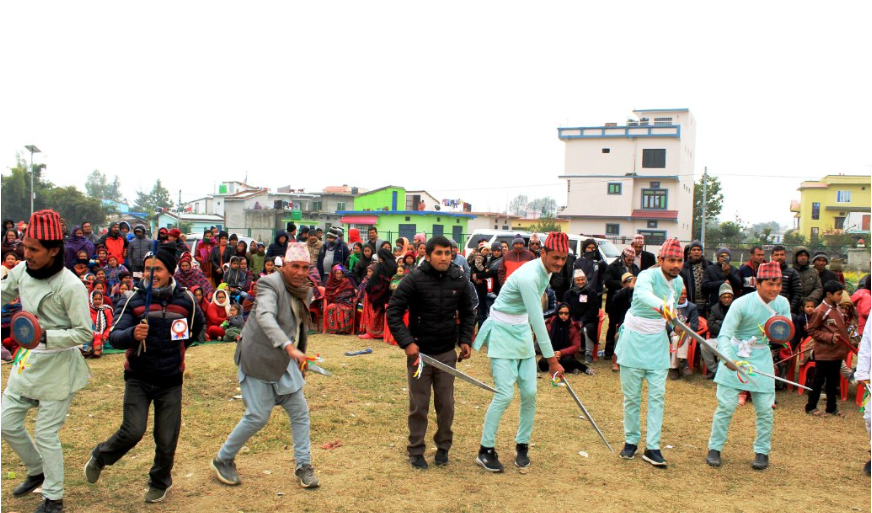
[420,353,497,394]
[563,378,615,454]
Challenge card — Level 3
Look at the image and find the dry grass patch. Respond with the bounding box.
[3,335,870,513]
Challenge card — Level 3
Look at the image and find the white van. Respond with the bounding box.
[465,229,620,263]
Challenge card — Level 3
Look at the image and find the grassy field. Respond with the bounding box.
[2,335,870,513]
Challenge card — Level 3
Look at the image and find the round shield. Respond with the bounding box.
[11,312,43,350]
[764,316,795,344]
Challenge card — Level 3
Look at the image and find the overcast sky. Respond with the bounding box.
[3,1,870,229]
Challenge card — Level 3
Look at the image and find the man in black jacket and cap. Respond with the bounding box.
[771,245,802,313]
[679,240,710,317]
[604,246,639,361]
[86,246,205,504]
[386,235,476,470]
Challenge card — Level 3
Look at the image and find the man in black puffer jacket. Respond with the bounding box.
[386,235,476,470]
[87,246,205,504]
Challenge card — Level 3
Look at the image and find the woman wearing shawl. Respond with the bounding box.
[104,255,129,288]
[65,225,96,269]
[347,242,363,273]
[325,264,356,334]
[540,303,592,375]
[353,245,374,284]
[190,286,210,317]
[2,229,25,260]
[196,231,216,285]
[359,248,398,340]
[206,288,231,341]
[85,290,113,358]
[175,252,215,298]
[234,240,251,267]
[2,251,19,280]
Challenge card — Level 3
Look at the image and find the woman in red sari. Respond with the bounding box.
[325,264,355,334]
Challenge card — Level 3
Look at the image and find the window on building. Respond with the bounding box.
[653,117,673,125]
[337,201,346,211]
[432,225,444,237]
[650,182,661,189]
[811,202,820,220]
[502,225,509,230]
[399,224,416,241]
[810,227,820,239]
[647,220,658,228]
[642,189,668,209]
[834,216,846,230]
[639,230,667,245]
[602,148,610,153]
[608,183,622,195]
[606,223,620,236]
[312,201,322,211]
[452,226,463,246]
[642,149,666,168]
[836,190,852,203]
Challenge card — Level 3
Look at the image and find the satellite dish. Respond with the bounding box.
[435,205,441,211]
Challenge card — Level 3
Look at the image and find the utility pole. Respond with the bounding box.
[24,145,41,216]
[178,189,182,229]
[700,166,708,249]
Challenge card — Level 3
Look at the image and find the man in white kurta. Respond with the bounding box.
[615,238,684,467]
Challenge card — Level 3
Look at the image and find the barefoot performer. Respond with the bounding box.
[473,232,569,472]
[1,210,92,513]
[211,242,320,489]
[615,237,684,468]
[706,261,791,471]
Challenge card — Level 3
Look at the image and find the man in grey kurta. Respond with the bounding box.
[211,242,320,489]
[1,210,92,513]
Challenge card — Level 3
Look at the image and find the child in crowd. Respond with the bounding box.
[85,290,112,358]
[792,299,816,349]
[242,282,257,318]
[249,242,266,277]
[260,258,276,278]
[390,263,405,291]
[221,303,245,342]
[806,281,851,417]
[105,255,128,288]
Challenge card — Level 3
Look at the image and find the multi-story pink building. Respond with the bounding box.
[557,108,696,244]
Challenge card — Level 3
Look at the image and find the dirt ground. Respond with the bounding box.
[2,335,870,513]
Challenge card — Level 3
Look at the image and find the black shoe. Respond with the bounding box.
[515,443,530,468]
[84,456,103,484]
[751,453,769,470]
[434,449,449,466]
[12,472,44,497]
[409,455,429,470]
[476,446,504,473]
[864,460,871,476]
[210,458,241,485]
[34,498,64,513]
[668,368,680,380]
[619,443,637,460]
[706,449,721,467]
[642,449,668,467]
[704,370,716,380]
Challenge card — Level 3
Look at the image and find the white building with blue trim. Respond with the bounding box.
[557,108,696,244]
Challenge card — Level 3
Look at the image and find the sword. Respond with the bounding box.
[774,346,813,367]
[307,363,333,377]
[735,362,812,391]
[419,353,497,394]
[658,307,755,384]
[560,376,614,454]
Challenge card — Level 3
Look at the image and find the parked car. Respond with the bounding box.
[185,232,259,261]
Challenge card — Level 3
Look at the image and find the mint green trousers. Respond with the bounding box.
[620,366,668,450]
[480,357,537,447]
[708,385,774,455]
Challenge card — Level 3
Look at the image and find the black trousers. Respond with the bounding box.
[805,359,841,414]
[538,356,589,373]
[93,379,183,490]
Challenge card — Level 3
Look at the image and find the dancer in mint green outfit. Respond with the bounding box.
[615,237,684,467]
[473,233,569,472]
[706,261,790,470]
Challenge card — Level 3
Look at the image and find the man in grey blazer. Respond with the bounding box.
[211,242,320,489]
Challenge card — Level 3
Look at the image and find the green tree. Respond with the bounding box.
[528,197,557,217]
[716,220,745,246]
[1,155,50,223]
[42,186,107,226]
[507,194,528,216]
[133,179,174,219]
[782,229,807,246]
[530,213,561,233]
[692,174,724,240]
[85,169,109,199]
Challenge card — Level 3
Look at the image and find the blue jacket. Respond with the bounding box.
[317,240,351,277]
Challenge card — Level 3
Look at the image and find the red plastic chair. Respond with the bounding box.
[592,310,605,361]
[309,286,327,333]
[794,337,815,395]
[841,352,854,401]
[685,317,709,373]
[857,381,866,407]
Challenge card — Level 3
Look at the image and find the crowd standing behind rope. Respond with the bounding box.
[1,213,870,512]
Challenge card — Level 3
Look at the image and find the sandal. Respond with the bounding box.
[808,409,828,417]
[831,410,846,418]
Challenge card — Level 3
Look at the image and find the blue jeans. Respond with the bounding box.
[218,375,311,468]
